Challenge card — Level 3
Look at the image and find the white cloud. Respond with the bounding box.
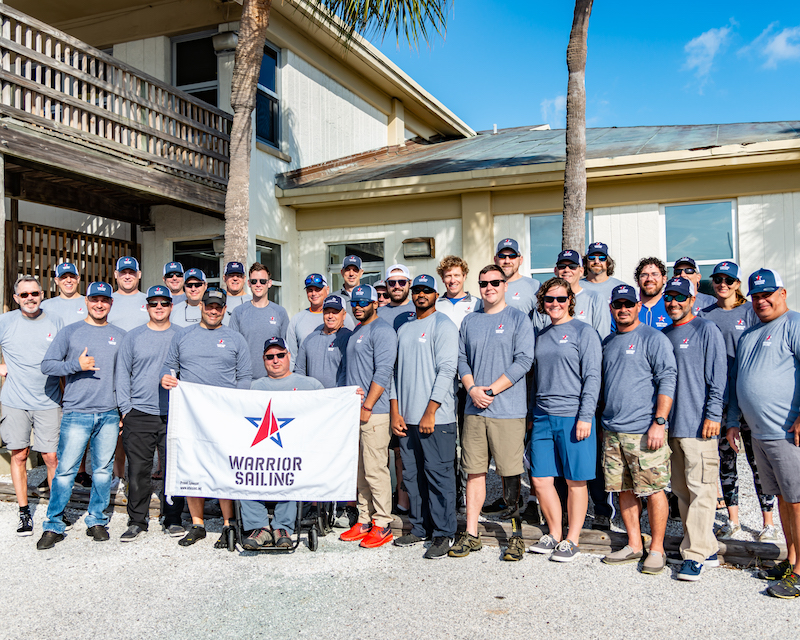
[744,23,800,68]
[540,95,566,129]
[683,23,734,89]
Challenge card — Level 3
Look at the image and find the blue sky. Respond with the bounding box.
[372,1,800,132]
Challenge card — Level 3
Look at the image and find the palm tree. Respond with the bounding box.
[223,0,450,265]
[561,0,592,252]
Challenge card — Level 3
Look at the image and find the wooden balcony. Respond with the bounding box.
[0,4,232,216]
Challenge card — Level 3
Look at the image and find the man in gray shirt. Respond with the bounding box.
[494,238,540,316]
[0,275,63,536]
[672,257,717,315]
[450,264,534,561]
[390,275,459,560]
[378,264,416,331]
[337,254,363,321]
[229,262,289,380]
[171,268,207,328]
[41,262,87,326]
[161,288,252,548]
[581,242,627,303]
[37,281,127,550]
[108,256,149,332]
[115,285,183,542]
[295,295,352,389]
[241,337,324,550]
[600,285,676,574]
[222,261,253,325]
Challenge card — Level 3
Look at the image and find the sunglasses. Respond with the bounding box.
[611,300,636,309]
[556,263,580,270]
[376,291,390,299]
[165,272,183,278]
[250,278,269,285]
[496,252,520,260]
[387,279,409,288]
[588,255,607,262]
[185,282,204,289]
[17,291,41,299]
[544,295,568,303]
[664,293,689,302]
[411,287,436,295]
[478,279,505,288]
[304,275,325,288]
[673,267,696,275]
[147,301,171,308]
[351,300,373,308]
[264,352,287,361]
[712,275,737,286]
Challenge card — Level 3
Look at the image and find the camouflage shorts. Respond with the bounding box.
[603,430,671,497]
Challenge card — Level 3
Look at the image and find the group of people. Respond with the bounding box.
[1,237,799,600]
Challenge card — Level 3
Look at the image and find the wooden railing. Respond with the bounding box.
[0,4,232,187]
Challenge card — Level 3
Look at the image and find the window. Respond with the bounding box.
[256,238,282,304]
[527,211,592,277]
[173,32,218,107]
[173,239,221,287]
[663,200,736,296]
[328,241,385,291]
[256,44,280,147]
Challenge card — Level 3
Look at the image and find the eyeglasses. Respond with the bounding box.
[304,275,325,288]
[588,255,607,262]
[351,300,373,308]
[673,267,696,275]
[712,275,737,286]
[387,279,409,288]
[611,300,636,309]
[556,263,580,271]
[376,291,390,299]
[250,278,269,285]
[544,295,568,303]
[411,287,436,295]
[17,291,41,299]
[478,279,505,288]
[165,272,183,278]
[664,293,689,302]
[185,282,204,289]
[496,252,520,260]
[264,352,287,361]
[147,301,171,308]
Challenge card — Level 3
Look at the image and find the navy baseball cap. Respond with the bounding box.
[496,238,520,255]
[86,282,112,298]
[55,262,78,277]
[342,255,362,270]
[224,261,245,275]
[351,285,377,302]
[674,256,698,270]
[664,277,695,297]
[557,250,582,267]
[184,268,206,282]
[411,274,438,293]
[146,285,172,301]
[586,242,609,256]
[202,288,227,305]
[163,262,184,277]
[116,256,139,272]
[264,336,288,352]
[322,295,344,311]
[304,273,328,289]
[712,261,741,280]
[610,284,638,304]
[748,268,784,296]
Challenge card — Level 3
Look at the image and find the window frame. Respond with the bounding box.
[525,210,593,278]
[255,237,283,305]
[659,198,738,269]
[172,30,219,107]
[255,41,281,149]
[172,237,222,288]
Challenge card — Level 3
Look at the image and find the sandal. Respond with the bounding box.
[716,498,727,510]
[214,525,234,549]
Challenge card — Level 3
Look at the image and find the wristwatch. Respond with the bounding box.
[485,389,495,397]
[654,417,667,426]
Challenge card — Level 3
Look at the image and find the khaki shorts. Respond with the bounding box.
[603,430,671,497]
[462,415,525,476]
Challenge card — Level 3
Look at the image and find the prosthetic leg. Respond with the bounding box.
[500,475,525,560]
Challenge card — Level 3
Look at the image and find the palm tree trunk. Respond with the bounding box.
[561,0,592,251]
[223,0,272,265]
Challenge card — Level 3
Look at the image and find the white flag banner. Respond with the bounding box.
[165,381,360,501]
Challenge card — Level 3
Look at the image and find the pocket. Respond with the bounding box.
[637,443,670,473]
[701,450,719,484]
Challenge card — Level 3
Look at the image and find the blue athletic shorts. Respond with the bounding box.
[530,410,596,482]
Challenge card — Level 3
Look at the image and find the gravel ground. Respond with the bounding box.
[0,451,795,639]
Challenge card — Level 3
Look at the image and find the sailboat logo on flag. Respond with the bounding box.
[245,400,294,448]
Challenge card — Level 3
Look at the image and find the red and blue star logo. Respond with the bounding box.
[245,400,294,448]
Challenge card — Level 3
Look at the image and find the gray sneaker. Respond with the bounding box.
[424,536,452,559]
[602,545,643,565]
[243,527,274,550]
[528,533,559,554]
[120,524,144,542]
[758,525,778,542]
[165,524,186,538]
[394,533,425,547]
[550,539,580,562]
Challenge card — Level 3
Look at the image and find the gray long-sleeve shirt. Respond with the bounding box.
[662,317,727,438]
[505,276,541,317]
[698,302,758,368]
[161,324,251,390]
[41,321,127,413]
[295,327,352,389]
[533,288,610,338]
[458,305,534,419]
[532,319,602,423]
[346,317,397,415]
[170,301,203,328]
[286,309,355,365]
[223,294,253,326]
[580,276,627,303]
[693,292,717,316]
[601,323,677,434]
[228,301,289,380]
[377,302,416,332]
[0,310,63,410]
[40,296,87,326]
[251,372,324,392]
[108,291,149,332]
[115,324,182,416]
[391,312,459,425]
[728,310,800,441]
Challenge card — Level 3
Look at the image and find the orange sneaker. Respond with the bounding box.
[359,522,393,548]
[340,522,372,542]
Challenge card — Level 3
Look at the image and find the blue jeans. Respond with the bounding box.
[239,500,298,534]
[44,410,120,533]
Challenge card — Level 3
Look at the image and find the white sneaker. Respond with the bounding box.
[758,525,778,542]
[716,521,741,539]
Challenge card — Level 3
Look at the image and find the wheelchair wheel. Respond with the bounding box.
[227,526,236,552]
[308,526,319,552]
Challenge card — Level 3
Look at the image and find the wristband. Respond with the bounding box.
[467,385,476,393]
[363,405,373,412]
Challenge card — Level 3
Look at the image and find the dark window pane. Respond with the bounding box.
[173,240,220,280]
[268,287,281,304]
[256,91,278,145]
[328,242,384,267]
[175,38,217,87]
[186,88,218,108]
[259,48,277,92]
[665,202,733,263]
[256,240,281,282]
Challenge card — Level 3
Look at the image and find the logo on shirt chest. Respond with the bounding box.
[419,332,427,343]
[736,319,746,331]
[356,334,364,344]
[577,309,585,316]
[625,343,636,355]
[217,339,226,348]
[140,305,147,312]
[269,316,277,325]
[680,338,689,349]
[496,324,505,334]
[559,335,569,344]
[46,332,53,342]
[656,315,668,328]
[763,334,772,347]
[512,292,520,299]
[77,307,84,314]
[327,340,336,352]
[108,336,117,345]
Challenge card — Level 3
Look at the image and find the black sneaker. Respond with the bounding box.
[591,515,611,531]
[120,525,144,542]
[758,559,793,581]
[74,472,92,488]
[394,533,425,547]
[480,497,506,515]
[164,523,186,538]
[243,527,273,550]
[178,525,206,546]
[502,535,526,561]
[36,531,64,550]
[214,525,235,549]
[521,501,542,526]
[449,531,482,557]
[274,529,292,548]
[86,525,110,542]
[767,573,800,599]
[424,536,452,559]
[16,511,33,537]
